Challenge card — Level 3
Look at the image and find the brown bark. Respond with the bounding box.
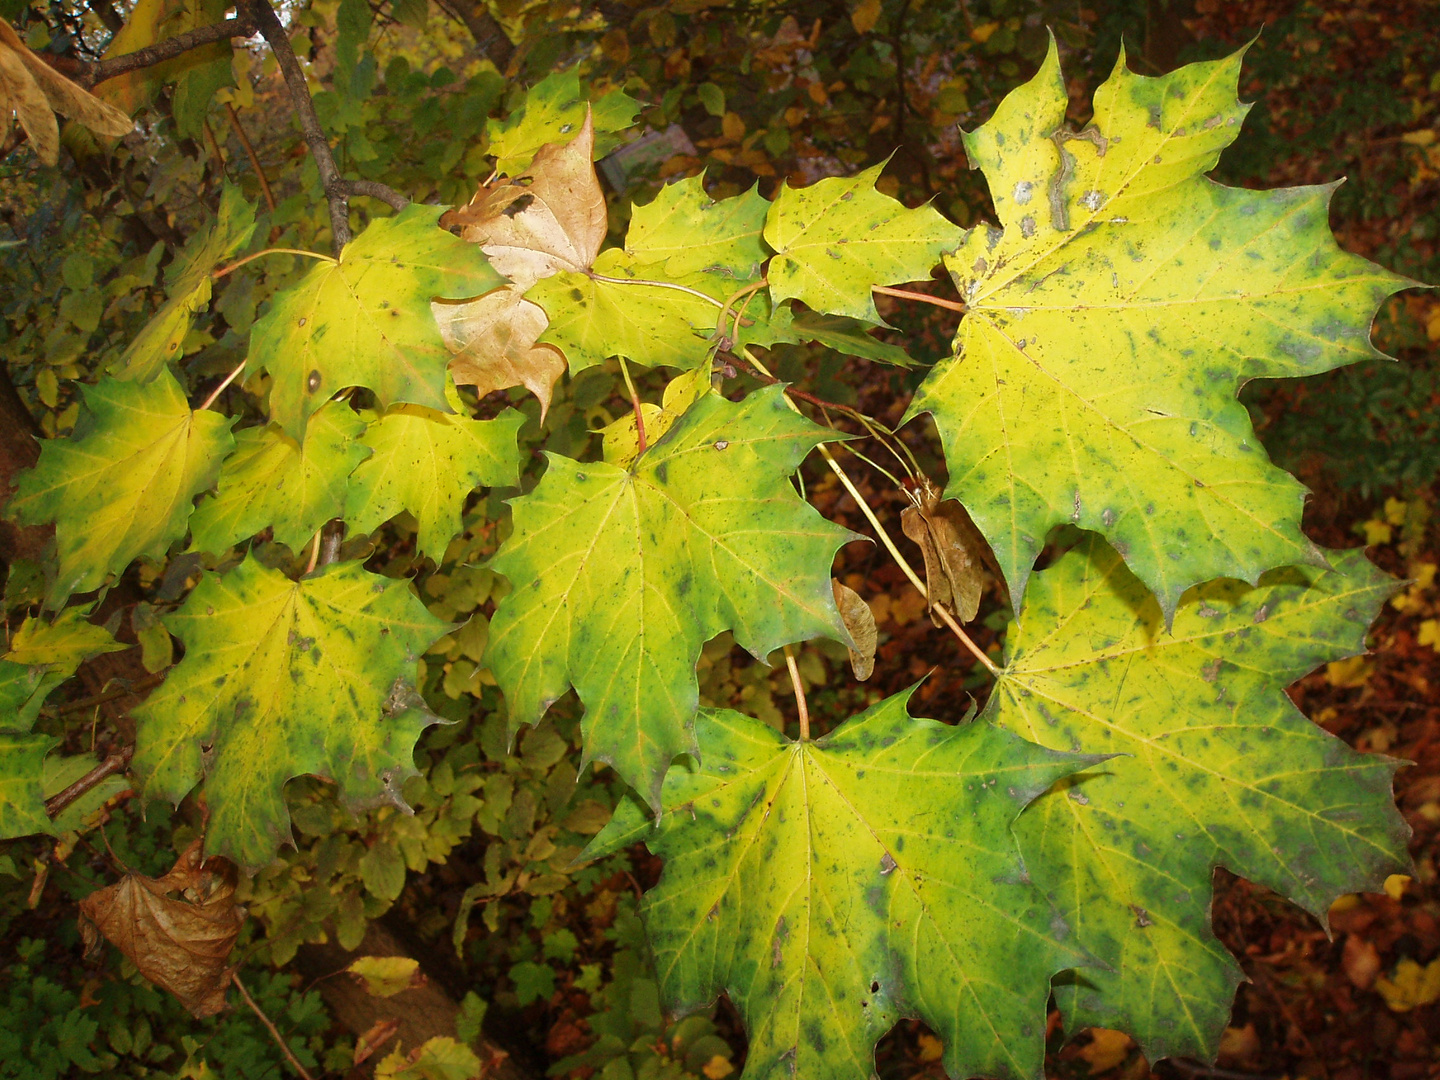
[0,363,50,568]
[438,0,515,70]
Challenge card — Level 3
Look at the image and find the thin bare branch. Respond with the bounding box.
[44,745,133,819]
[81,14,258,87]
[225,104,277,213]
[233,973,316,1080]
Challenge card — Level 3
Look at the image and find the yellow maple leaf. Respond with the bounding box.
[1375,957,1440,1012]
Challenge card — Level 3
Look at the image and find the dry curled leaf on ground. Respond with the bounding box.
[77,838,245,1018]
[899,475,994,624]
[832,579,876,680]
[0,20,131,165]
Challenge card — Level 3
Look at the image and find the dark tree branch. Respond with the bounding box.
[338,179,409,212]
[80,14,258,86]
[44,745,133,819]
[433,0,514,68]
[241,0,353,251]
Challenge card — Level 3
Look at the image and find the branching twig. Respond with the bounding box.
[242,0,352,252]
[44,745,133,819]
[232,972,316,1080]
[81,14,259,86]
[338,178,409,212]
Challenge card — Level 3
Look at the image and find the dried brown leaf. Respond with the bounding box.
[355,1018,402,1066]
[0,22,132,166]
[440,111,605,291]
[434,286,566,418]
[900,476,993,625]
[77,839,245,1018]
[832,580,876,681]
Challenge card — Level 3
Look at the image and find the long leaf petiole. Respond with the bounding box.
[212,247,337,279]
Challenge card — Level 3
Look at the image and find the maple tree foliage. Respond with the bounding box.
[0,5,1427,1078]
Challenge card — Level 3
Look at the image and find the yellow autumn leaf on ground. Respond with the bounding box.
[850,0,882,34]
[1375,958,1440,1012]
[1326,655,1373,688]
[1418,619,1440,651]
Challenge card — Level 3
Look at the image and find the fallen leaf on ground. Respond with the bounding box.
[77,839,245,1017]
[355,1018,402,1066]
[1343,933,1382,990]
[1375,957,1440,1011]
[1078,1028,1133,1072]
[0,20,132,165]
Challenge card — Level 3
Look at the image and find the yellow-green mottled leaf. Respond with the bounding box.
[132,556,449,870]
[250,204,503,439]
[906,44,1418,617]
[344,403,524,562]
[190,400,371,553]
[626,176,771,280]
[486,386,856,805]
[348,955,422,997]
[988,535,1408,1059]
[528,248,734,373]
[0,732,57,839]
[586,695,1096,1080]
[7,370,235,607]
[487,67,641,176]
[764,163,962,322]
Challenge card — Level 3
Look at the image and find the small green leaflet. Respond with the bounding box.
[529,249,736,373]
[112,183,256,382]
[988,535,1408,1059]
[190,399,370,553]
[132,556,449,870]
[905,44,1415,617]
[487,67,641,176]
[764,163,963,322]
[586,695,1096,1080]
[344,401,524,562]
[8,370,235,607]
[486,386,856,805]
[0,733,57,839]
[1,607,124,734]
[625,176,771,280]
[250,204,503,439]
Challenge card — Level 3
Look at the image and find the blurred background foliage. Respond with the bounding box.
[1,0,1437,1077]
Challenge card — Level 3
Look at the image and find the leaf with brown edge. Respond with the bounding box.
[832,580,876,680]
[0,20,132,166]
[900,476,994,624]
[77,839,245,1018]
[433,287,566,419]
[441,111,605,291]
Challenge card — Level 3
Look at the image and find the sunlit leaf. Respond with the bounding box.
[626,175,771,280]
[486,66,640,176]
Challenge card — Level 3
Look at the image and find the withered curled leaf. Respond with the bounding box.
[900,476,994,625]
[441,111,605,291]
[436,111,604,414]
[433,287,566,418]
[77,839,245,1018]
[0,20,133,166]
[832,579,877,681]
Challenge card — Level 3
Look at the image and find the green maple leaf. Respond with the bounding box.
[987,534,1408,1058]
[905,44,1416,617]
[487,67,641,176]
[112,183,257,382]
[625,176,771,280]
[486,386,856,804]
[585,695,1096,1080]
[528,249,744,374]
[7,369,235,607]
[764,163,963,322]
[250,204,503,439]
[0,732,57,839]
[190,400,371,554]
[1,607,124,734]
[132,555,449,870]
[343,401,524,562]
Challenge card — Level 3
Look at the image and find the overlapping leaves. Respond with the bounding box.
[252,203,503,438]
[486,386,855,805]
[587,694,1096,1080]
[988,535,1408,1059]
[132,556,448,869]
[907,43,1414,616]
